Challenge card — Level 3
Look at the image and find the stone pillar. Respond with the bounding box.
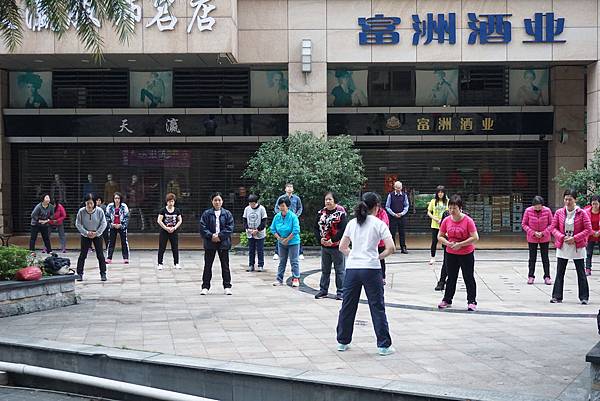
[287,0,327,137]
[0,70,11,234]
[548,66,586,208]
[588,63,600,163]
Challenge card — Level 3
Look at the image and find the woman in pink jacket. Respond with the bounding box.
[49,199,68,253]
[584,195,600,276]
[550,189,592,304]
[376,206,390,285]
[521,196,553,285]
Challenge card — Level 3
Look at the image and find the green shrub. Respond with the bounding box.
[0,246,38,280]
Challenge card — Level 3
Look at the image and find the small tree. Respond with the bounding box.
[243,132,366,228]
[555,149,600,205]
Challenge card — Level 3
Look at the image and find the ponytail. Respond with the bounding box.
[354,192,381,225]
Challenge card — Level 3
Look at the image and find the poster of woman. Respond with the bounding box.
[415,69,459,106]
[10,71,52,108]
[327,69,368,107]
[250,70,289,107]
[130,71,173,108]
[509,69,549,106]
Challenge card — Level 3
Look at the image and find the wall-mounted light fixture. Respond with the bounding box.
[301,39,312,73]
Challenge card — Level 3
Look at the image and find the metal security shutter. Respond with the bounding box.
[53,70,129,108]
[11,144,259,233]
[460,67,508,106]
[173,69,250,108]
[360,142,547,233]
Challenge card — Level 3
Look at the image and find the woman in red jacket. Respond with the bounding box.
[584,195,600,276]
[376,205,390,285]
[49,199,67,253]
[521,196,553,285]
[550,189,592,304]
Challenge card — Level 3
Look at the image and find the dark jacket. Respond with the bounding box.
[199,208,234,250]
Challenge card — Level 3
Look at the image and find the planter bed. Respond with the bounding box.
[0,276,78,318]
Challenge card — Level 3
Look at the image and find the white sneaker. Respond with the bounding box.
[201,288,209,295]
[273,254,279,260]
[175,264,182,269]
[429,257,435,265]
[299,254,305,260]
[157,264,164,271]
[272,280,283,286]
[224,288,232,295]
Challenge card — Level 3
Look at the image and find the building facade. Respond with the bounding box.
[0,0,596,234]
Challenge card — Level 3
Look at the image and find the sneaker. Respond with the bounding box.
[100,274,107,282]
[434,280,445,291]
[123,259,129,264]
[175,264,182,269]
[377,346,395,356]
[299,254,305,260]
[335,294,343,301]
[337,343,349,352]
[581,299,589,305]
[467,303,477,311]
[544,277,553,285]
[272,280,283,286]
[429,257,435,265]
[157,264,164,271]
[257,266,264,272]
[75,274,83,282]
[247,266,255,272]
[106,259,112,264]
[550,298,562,303]
[273,254,279,260]
[292,278,300,287]
[225,288,232,295]
[586,268,592,276]
[401,247,408,254]
[314,290,328,299]
[201,288,209,295]
[527,277,534,285]
[438,300,451,309]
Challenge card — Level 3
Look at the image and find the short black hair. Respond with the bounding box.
[278,197,291,207]
[563,189,578,199]
[211,192,223,201]
[532,196,545,206]
[448,194,463,209]
[83,193,98,203]
[248,194,259,203]
[324,191,337,203]
[591,195,600,203]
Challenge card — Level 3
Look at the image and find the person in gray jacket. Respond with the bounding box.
[29,194,54,254]
[75,193,108,281]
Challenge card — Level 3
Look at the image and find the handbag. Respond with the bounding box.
[15,266,42,281]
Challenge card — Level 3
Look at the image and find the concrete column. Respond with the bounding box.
[588,63,600,163]
[0,70,10,234]
[548,66,586,208]
[287,0,327,137]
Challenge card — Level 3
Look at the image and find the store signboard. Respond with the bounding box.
[359,12,566,46]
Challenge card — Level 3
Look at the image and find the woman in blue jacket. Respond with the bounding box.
[271,197,301,287]
[199,192,234,295]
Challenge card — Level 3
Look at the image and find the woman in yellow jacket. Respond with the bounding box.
[427,186,449,265]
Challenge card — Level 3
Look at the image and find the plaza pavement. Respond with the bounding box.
[1,249,598,400]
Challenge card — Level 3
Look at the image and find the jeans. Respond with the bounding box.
[108,228,129,260]
[336,269,392,348]
[52,224,66,250]
[443,252,477,305]
[158,230,179,265]
[276,243,300,283]
[389,216,406,248]
[440,245,448,283]
[586,241,600,269]
[29,224,51,252]
[275,241,303,256]
[77,236,106,277]
[378,246,386,279]
[553,258,589,301]
[202,249,231,290]
[431,228,439,257]
[319,247,345,296]
[248,238,265,268]
[528,242,550,278]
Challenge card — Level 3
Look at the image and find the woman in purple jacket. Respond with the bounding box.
[521,196,553,285]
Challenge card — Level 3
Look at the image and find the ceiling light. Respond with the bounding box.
[127,59,136,62]
[81,59,90,63]
[33,59,44,63]
[174,59,184,63]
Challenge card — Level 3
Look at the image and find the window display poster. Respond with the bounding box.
[130,71,173,108]
[509,69,549,106]
[327,69,369,107]
[250,70,289,107]
[10,71,52,108]
[415,70,459,107]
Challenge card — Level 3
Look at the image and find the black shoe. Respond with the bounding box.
[435,280,445,291]
[550,298,562,303]
[335,294,343,301]
[401,247,408,254]
[315,291,328,299]
[75,274,83,282]
[100,274,107,282]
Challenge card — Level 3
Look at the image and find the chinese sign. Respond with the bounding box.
[359,12,566,45]
[25,0,216,33]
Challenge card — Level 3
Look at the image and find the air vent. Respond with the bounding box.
[460,67,508,106]
[173,69,250,108]
[53,70,129,108]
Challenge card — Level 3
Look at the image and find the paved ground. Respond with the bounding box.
[0,386,108,400]
[2,249,598,400]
